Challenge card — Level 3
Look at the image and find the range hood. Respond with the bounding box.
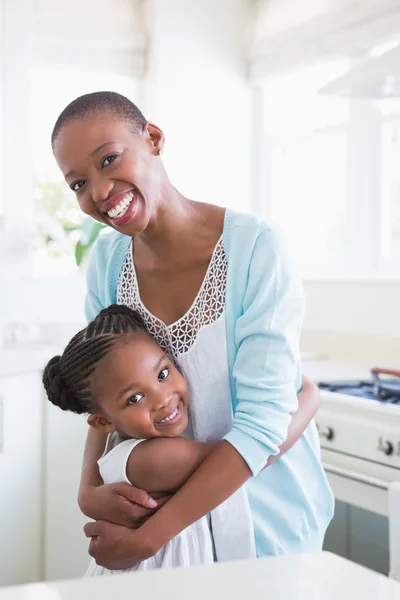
[319,43,400,99]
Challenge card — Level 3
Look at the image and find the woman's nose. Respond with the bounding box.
[91,173,114,203]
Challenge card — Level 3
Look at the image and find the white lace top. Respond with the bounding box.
[116,236,233,442]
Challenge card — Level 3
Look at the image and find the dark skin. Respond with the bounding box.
[54,112,321,569]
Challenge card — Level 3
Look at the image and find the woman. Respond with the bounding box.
[52,91,334,569]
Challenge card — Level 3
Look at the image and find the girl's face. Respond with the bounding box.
[53,114,165,237]
[88,334,189,439]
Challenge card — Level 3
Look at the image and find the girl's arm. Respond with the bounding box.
[266,374,319,468]
[78,428,158,528]
[134,376,320,555]
[126,439,218,493]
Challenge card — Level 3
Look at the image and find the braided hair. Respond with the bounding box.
[43,305,148,415]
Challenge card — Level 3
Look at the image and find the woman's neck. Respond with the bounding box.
[135,183,225,262]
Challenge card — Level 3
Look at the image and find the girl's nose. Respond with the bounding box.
[152,389,172,412]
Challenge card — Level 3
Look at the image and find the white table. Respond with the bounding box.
[1,552,400,600]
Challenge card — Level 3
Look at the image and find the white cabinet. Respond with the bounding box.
[43,404,89,581]
[0,373,43,586]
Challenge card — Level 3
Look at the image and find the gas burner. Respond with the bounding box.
[318,368,400,404]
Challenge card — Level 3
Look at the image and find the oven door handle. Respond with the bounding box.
[322,462,389,490]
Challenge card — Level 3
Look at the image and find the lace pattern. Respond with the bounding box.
[116,237,227,360]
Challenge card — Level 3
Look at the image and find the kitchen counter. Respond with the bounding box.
[1,552,400,600]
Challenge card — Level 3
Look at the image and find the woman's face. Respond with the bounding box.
[53,114,165,237]
[88,334,189,440]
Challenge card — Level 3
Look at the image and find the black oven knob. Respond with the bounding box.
[321,426,334,441]
[378,437,393,456]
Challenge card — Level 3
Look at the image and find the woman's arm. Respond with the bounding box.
[107,375,319,496]
[134,376,320,552]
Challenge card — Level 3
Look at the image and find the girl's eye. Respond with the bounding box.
[71,180,85,192]
[102,154,118,168]
[126,393,144,405]
[158,367,169,381]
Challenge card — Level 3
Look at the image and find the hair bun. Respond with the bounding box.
[42,355,85,414]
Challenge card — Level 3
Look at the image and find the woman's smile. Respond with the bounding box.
[102,188,138,227]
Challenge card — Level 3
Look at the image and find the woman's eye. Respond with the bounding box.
[71,180,85,192]
[158,367,169,381]
[126,393,143,405]
[102,154,118,168]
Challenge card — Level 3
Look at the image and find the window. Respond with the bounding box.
[31,68,139,277]
[262,60,350,277]
[260,57,400,280]
[380,101,400,263]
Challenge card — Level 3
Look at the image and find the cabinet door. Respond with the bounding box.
[0,373,43,586]
[44,403,89,580]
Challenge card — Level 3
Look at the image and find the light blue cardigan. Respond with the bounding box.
[85,209,334,556]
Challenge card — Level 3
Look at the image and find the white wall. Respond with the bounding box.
[304,281,400,337]
[141,0,252,211]
[301,281,400,365]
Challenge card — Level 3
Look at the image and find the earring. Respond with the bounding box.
[157,148,163,156]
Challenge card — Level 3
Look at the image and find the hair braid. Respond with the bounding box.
[43,305,148,414]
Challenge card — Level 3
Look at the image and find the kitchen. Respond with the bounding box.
[1,0,400,596]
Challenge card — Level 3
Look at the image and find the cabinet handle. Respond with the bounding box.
[322,462,389,490]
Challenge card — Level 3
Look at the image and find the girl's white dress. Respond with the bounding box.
[85,236,256,576]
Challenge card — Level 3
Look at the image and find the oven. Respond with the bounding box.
[315,368,400,574]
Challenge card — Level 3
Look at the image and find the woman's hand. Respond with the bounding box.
[79,482,161,528]
[84,520,158,570]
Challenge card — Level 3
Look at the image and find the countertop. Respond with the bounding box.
[1,552,400,600]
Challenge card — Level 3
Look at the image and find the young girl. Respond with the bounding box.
[42,304,256,575]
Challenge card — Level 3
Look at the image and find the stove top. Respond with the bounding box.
[318,379,400,404]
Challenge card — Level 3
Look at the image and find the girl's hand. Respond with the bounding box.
[84,521,158,570]
[79,482,161,528]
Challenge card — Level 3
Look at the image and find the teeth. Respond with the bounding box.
[158,406,179,424]
[107,191,134,219]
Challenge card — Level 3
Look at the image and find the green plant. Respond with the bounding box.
[74,218,107,266]
[34,179,107,267]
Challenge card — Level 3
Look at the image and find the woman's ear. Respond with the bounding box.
[145,122,165,156]
[87,413,116,433]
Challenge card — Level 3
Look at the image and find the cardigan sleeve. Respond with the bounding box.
[223,226,305,476]
[84,242,106,323]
